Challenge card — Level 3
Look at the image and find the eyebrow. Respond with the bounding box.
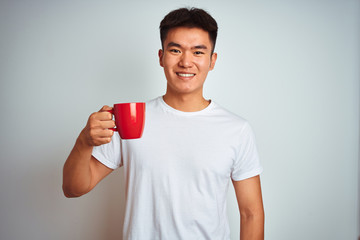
[167,42,208,50]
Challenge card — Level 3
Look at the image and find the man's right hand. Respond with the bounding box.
[62,105,115,198]
[80,105,116,146]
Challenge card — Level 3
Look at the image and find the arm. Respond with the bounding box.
[232,175,264,240]
[62,106,115,198]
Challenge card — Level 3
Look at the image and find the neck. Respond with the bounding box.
[163,92,210,112]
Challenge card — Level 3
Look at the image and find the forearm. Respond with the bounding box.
[240,212,264,240]
[62,131,94,197]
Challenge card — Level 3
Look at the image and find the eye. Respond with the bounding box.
[170,49,181,54]
[194,51,204,55]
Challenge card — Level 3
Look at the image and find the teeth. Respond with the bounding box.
[177,73,195,77]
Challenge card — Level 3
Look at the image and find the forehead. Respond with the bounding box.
[164,27,212,48]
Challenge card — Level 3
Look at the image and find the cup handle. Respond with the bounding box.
[107,109,117,131]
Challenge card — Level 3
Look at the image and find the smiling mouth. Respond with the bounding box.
[176,73,195,77]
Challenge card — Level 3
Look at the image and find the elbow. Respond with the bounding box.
[62,184,86,198]
[63,191,81,198]
[62,175,91,198]
[240,208,265,223]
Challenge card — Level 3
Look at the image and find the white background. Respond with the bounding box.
[0,0,359,239]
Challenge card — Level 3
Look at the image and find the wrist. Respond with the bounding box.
[76,129,94,151]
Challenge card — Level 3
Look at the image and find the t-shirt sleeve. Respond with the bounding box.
[231,122,263,181]
[92,132,122,169]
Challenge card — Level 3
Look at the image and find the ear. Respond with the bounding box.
[158,49,164,67]
[209,52,217,70]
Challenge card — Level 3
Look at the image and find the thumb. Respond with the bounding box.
[99,105,113,112]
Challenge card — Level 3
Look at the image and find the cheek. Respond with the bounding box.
[197,59,212,71]
[162,54,177,66]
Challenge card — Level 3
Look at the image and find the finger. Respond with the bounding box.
[90,128,114,139]
[93,136,113,146]
[92,111,113,121]
[100,120,116,129]
[99,105,113,112]
[97,129,114,138]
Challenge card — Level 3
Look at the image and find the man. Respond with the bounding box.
[63,7,264,240]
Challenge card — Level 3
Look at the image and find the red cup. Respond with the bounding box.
[109,102,145,139]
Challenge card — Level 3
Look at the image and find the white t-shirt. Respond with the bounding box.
[92,96,263,240]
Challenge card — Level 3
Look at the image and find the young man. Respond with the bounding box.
[63,7,264,240]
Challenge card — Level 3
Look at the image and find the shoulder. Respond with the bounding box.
[210,101,248,126]
[145,96,163,110]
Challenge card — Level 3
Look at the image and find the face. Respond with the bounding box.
[159,27,217,97]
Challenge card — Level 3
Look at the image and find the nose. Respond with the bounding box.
[179,52,193,68]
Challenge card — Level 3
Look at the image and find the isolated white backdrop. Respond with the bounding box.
[0,0,359,239]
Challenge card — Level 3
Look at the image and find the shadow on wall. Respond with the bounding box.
[101,168,126,240]
[0,147,127,240]
[358,75,360,240]
[60,152,127,240]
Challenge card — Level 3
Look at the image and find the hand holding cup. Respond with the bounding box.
[81,105,116,146]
